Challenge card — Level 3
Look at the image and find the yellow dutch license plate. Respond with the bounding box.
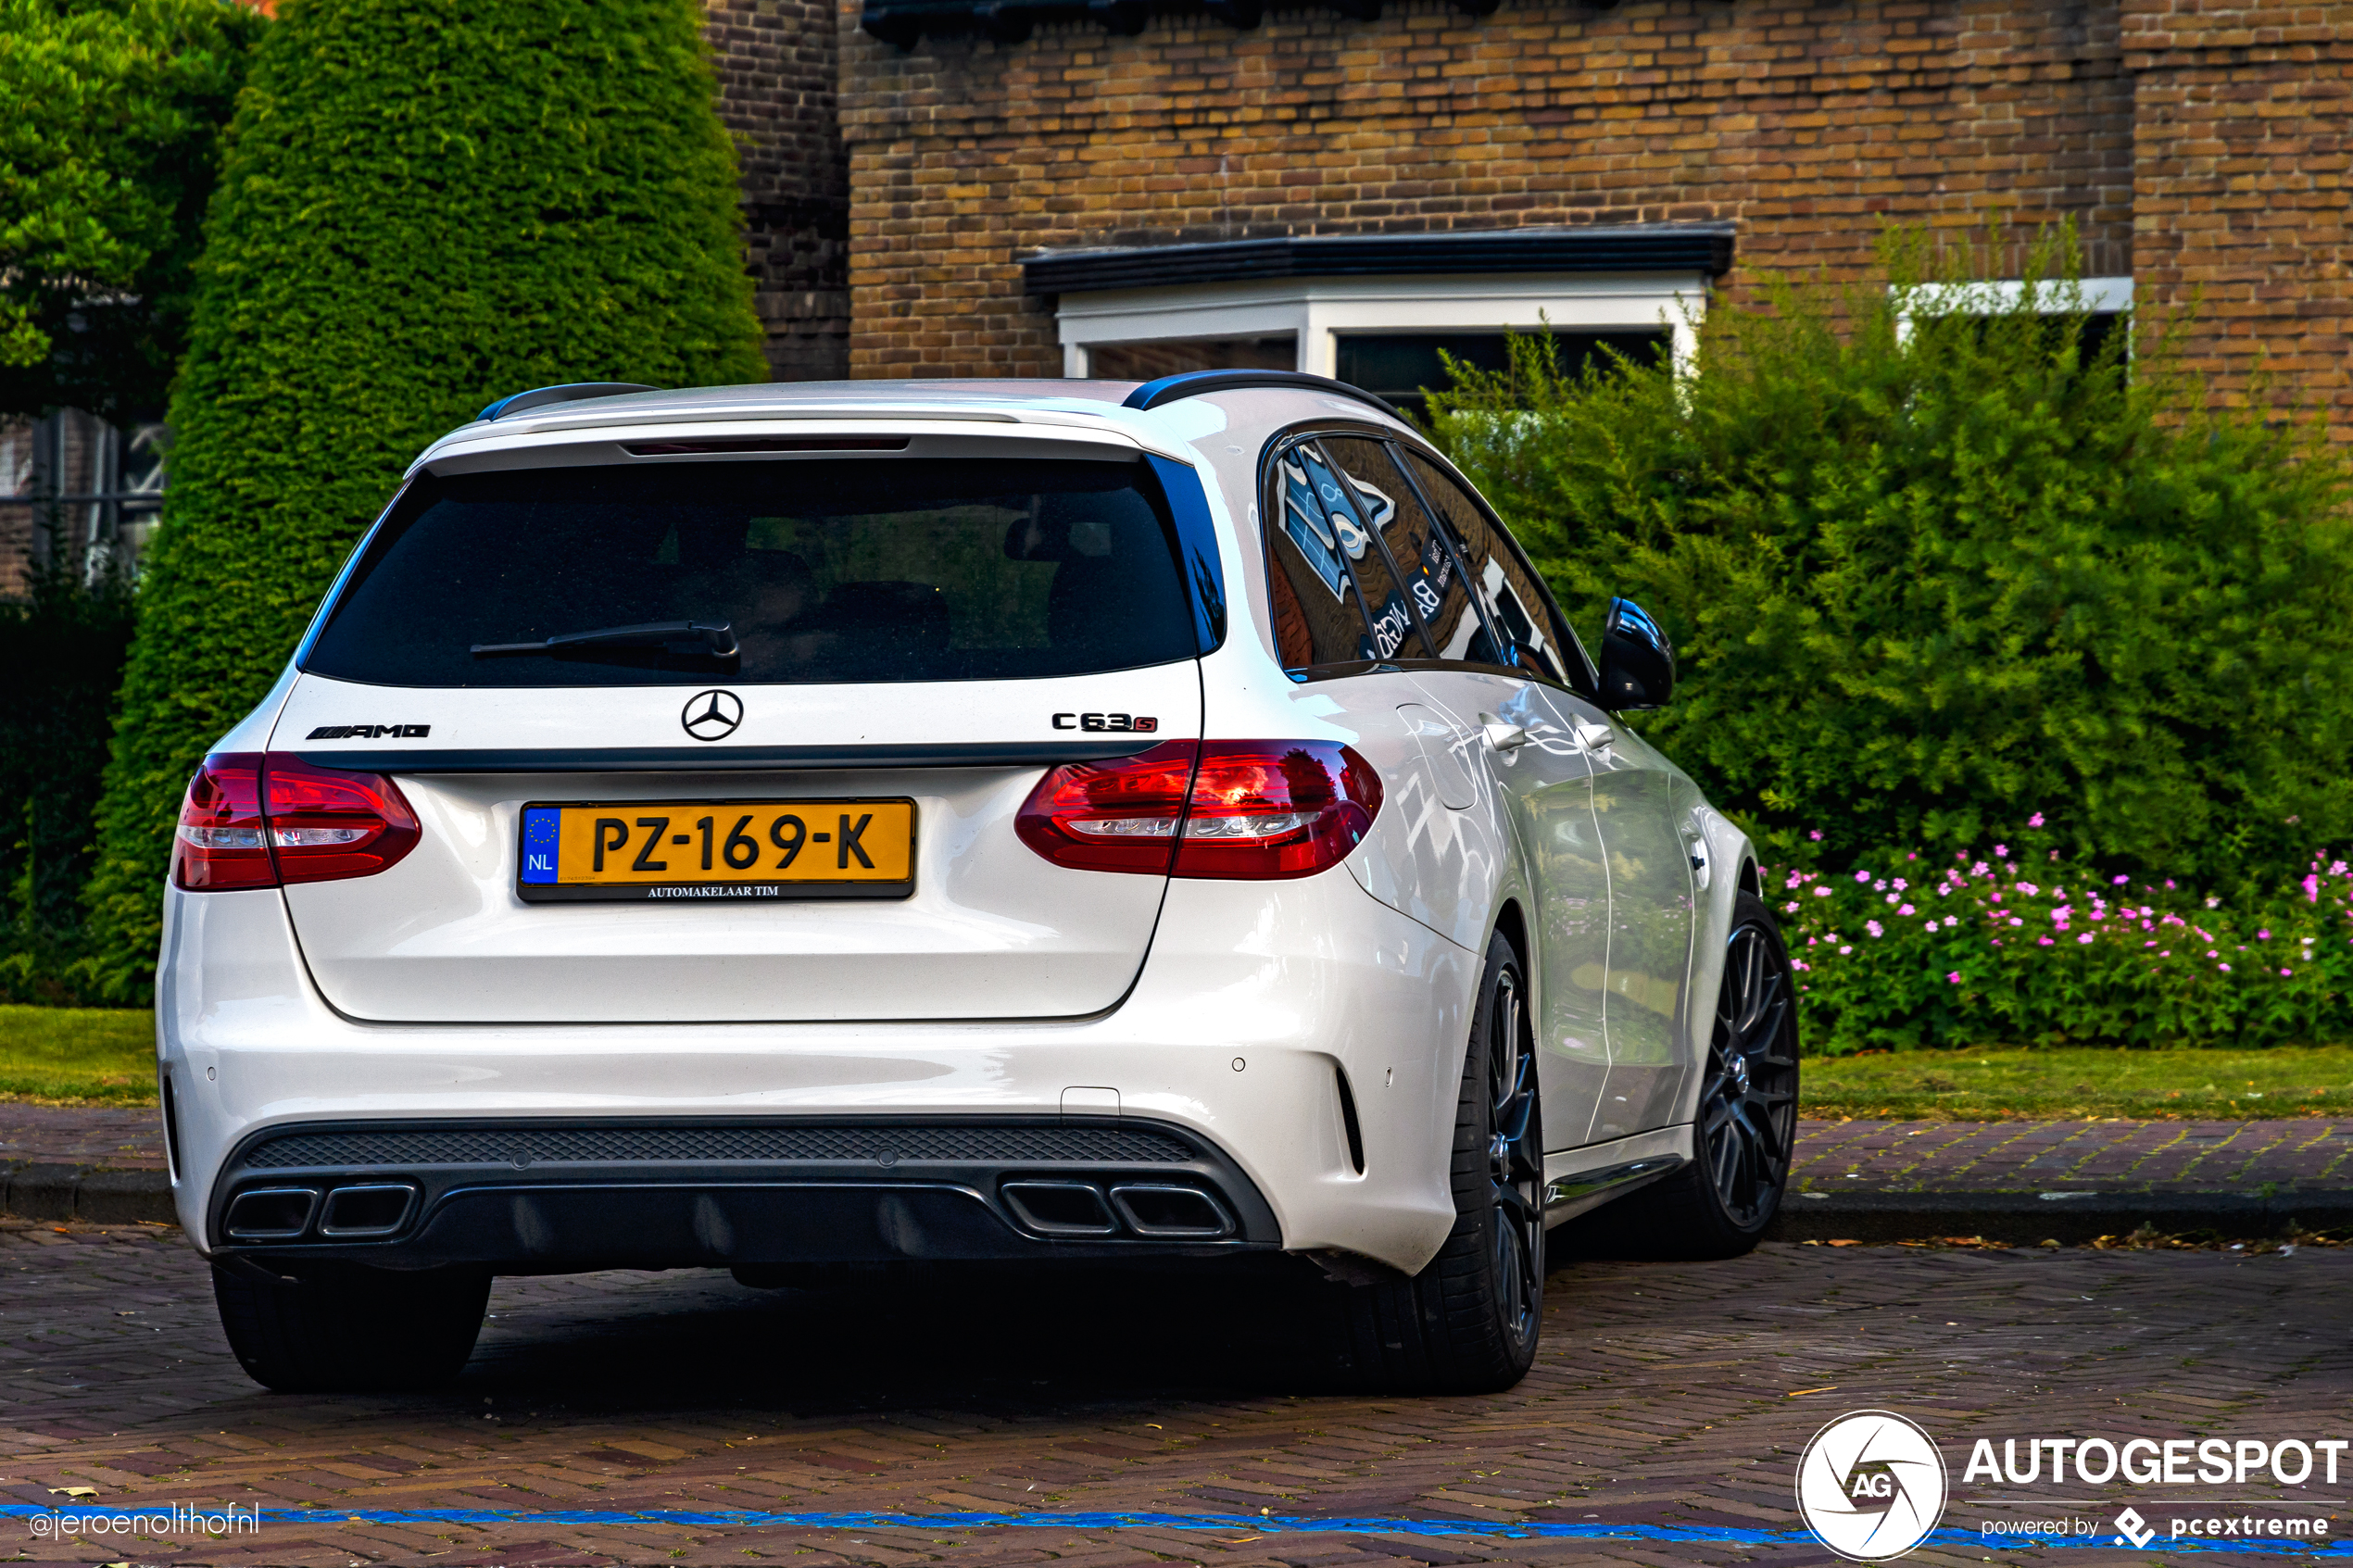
[515,799,915,902]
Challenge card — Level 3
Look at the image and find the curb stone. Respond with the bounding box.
[1766,1188,2353,1245]
[1,1160,174,1224]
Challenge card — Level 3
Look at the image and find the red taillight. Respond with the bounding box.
[1016,740,1381,882]
[171,753,272,890]
[263,755,422,884]
[1174,741,1382,879]
[1015,740,1198,875]
[173,754,421,891]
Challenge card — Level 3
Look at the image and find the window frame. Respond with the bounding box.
[1057,272,1709,381]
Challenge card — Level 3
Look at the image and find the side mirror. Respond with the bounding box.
[1597,596,1675,710]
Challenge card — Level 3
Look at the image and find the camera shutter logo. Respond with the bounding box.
[1795,1410,1949,1562]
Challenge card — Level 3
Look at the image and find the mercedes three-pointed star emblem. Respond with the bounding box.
[681,689,743,742]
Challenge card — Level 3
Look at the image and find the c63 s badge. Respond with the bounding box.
[1052,713,1157,733]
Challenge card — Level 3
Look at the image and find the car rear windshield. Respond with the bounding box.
[304,457,1202,687]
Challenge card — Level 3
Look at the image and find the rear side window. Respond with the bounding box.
[1318,437,1490,664]
[305,458,1202,687]
[1266,444,1382,669]
[1399,450,1588,689]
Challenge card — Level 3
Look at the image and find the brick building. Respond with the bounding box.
[11,0,2338,595]
[718,0,2349,433]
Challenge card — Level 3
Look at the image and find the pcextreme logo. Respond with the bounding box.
[1795,1411,1950,1562]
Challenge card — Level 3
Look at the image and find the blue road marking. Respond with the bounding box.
[1,1506,2343,1552]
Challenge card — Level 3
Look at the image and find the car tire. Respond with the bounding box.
[1325,929,1544,1394]
[211,1261,490,1392]
[1568,889,1799,1261]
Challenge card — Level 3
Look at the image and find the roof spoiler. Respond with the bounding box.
[476,383,661,423]
[1121,370,1400,420]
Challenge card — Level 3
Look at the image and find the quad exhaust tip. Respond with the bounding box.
[1000,1179,1232,1240]
[224,1182,419,1243]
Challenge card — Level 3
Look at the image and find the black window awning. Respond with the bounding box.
[1021,225,1737,297]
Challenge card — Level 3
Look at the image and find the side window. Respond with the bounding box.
[1267,444,1376,669]
[1400,450,1588,690]
[1319,436,1491,664]
[1296,441,1428,663]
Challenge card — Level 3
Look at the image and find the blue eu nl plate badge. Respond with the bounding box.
[520,808,560,884]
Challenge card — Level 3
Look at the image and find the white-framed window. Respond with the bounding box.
[1894,276,2133,355]
[1053,272,1708,415]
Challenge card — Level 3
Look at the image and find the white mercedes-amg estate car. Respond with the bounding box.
[161,370,1798,1395]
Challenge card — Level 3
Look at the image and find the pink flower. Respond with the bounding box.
[1994,845,2008,858]
[2028,812,2045,827]
[2283,968,2294,977]
[2145,941,2157,947]
[2220,962,2232,972]
[2038,936,2055,946]
[1838,944,1853,955]
[2160,950,2171,957]
[1814,886,1832,898]
[1884,893,1899,906]
[1785,901,1800,913]
[2258,930,2271,940]
[1899,903,1916,916]
[1946,972,1962,983]
[2112,875,2128,885]
[1809,829,1823,841]
[1866,921,1883,937]
[2009,917,2024,927]
[1855,870,1871,883]
[2077,933,2094,945]
[2019,883,2039,897]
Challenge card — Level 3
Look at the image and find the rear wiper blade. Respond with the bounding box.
[471,621,738,659]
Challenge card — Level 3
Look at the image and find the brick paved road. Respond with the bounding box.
[1793,1120,2353,1194]
[3,1220,2347,1566]
[0,1107,163,1170]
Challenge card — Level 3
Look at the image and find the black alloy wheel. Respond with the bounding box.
[1699,914,1800,1229]
[1560,889,1800,1261]
[1484,963,1545,1351]
[1321,930,1544,1392]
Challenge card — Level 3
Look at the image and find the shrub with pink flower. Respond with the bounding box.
[1768,818,2353,1054]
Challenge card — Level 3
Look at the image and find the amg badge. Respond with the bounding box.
[1052,712,1158,733]
[306,724,431,739]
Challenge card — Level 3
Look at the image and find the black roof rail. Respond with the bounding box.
[476,383,661,422]
[1121,370,1401,420]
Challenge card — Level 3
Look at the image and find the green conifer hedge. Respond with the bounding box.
[82,0,766,999]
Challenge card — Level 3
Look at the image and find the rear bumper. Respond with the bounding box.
[158,872,1480,1274]
[204,1114,1277,1272]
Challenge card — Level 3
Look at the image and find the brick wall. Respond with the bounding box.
[709,0,853,380]
[2125,0,2353,437]
[837,0,2135,377]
